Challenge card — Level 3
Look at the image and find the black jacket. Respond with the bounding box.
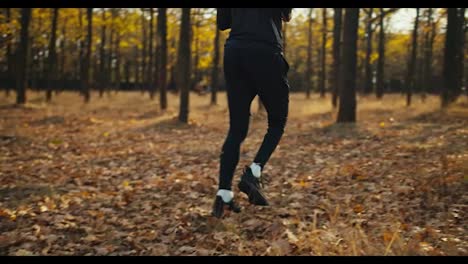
[217,8,293,51]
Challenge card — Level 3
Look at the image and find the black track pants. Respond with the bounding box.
[219,44,290,190]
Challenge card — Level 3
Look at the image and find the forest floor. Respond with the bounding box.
[0,91,467,256]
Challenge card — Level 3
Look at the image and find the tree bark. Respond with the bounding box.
[331,8,342,107]
[46,8,59,102]
[441,8,464,107]
[306,8,314,99]
[59,16,67,95]
[98,9,107,97]
[422,8,435,101]
[6,8,12,96]
[148,8,155,99]
[82,8,93,103]
[364,8,375,95]
[406,8,420,107]
[210,22,220,105]
[319,8,327,98]
[157,8,168,110]
[337,8,359,123]
[376,8,386,99]
[16,8,32,105]
[141,9,148,91]
[178,8,191,123]
[114,33,121,91]
[456,8,465,97]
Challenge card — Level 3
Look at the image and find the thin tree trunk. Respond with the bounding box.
[59,16,67,95]
[456,8,465,97]
[82,8,93,103]
[306,8,314,99]
[337,8,359,123]
[406,8,420,107]
[376,8,386,99]
[114,33,121,91]
[319,8,327,98]
[178,8,191,123]
[332,8,342,107]
[124,59,130,88]
[6,8,12,97]
[106,11,115,91]
[148,8,155,99]
[158,8,168,110]
[16,8,32,105]
[364,8,375,95]
[422,8,434,102]
[46,8,59,102]
[442,8,456,107]
[193,8,201,88]
[134,45,140,90]
[98,9,107,97]
[442,8,464,107]
[211,22,220,105]
[78,8,84,85]
[141,9,148,91]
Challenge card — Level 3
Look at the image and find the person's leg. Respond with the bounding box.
[218,47,257,191]
[237,50,289,206]
[252,52,290,170]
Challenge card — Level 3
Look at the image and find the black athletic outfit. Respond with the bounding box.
[217,8,292,190]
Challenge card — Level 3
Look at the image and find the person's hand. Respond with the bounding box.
[281,8,292,22]
[281,15,291,22]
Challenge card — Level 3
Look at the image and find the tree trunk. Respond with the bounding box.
[305,8,314,99]
[422,8,435,101]
[141,9,148,91]
[147,8,155,100]
[124,59,130,85]
[148,8,155,99]
[337,8,359,123]
[16,8,31,105]
[59,16,67,95]
[211,22,220,105]
[332,8,342,107]
[82,8,93,103]
[406,8,420,107]
[193,9,201,88]
[6,8,12,97]
[133,45,140,89]
[46,8,59,102]
[442,8,464,107]
[319,8,327,98]
[178,8,191,123]
[364,8,375,95]
[114,33,121,91]
[106,11,115,92]
[456,8,465,97]
[98,9,107,97]
[78,8,84,86]
[376,8,386,99]
[158,8,168,110]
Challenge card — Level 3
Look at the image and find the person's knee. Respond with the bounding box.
[268,115,287,133]
[225,127,249,145]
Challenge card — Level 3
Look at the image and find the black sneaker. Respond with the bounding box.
[238,166,269,206]
[211,195,241,218]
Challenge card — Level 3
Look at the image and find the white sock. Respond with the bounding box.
[217,189,233,203]
[250,163,262,178]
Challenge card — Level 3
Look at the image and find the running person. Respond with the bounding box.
[212,8,293,218]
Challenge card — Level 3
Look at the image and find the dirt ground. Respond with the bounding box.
[0,91,467,255]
